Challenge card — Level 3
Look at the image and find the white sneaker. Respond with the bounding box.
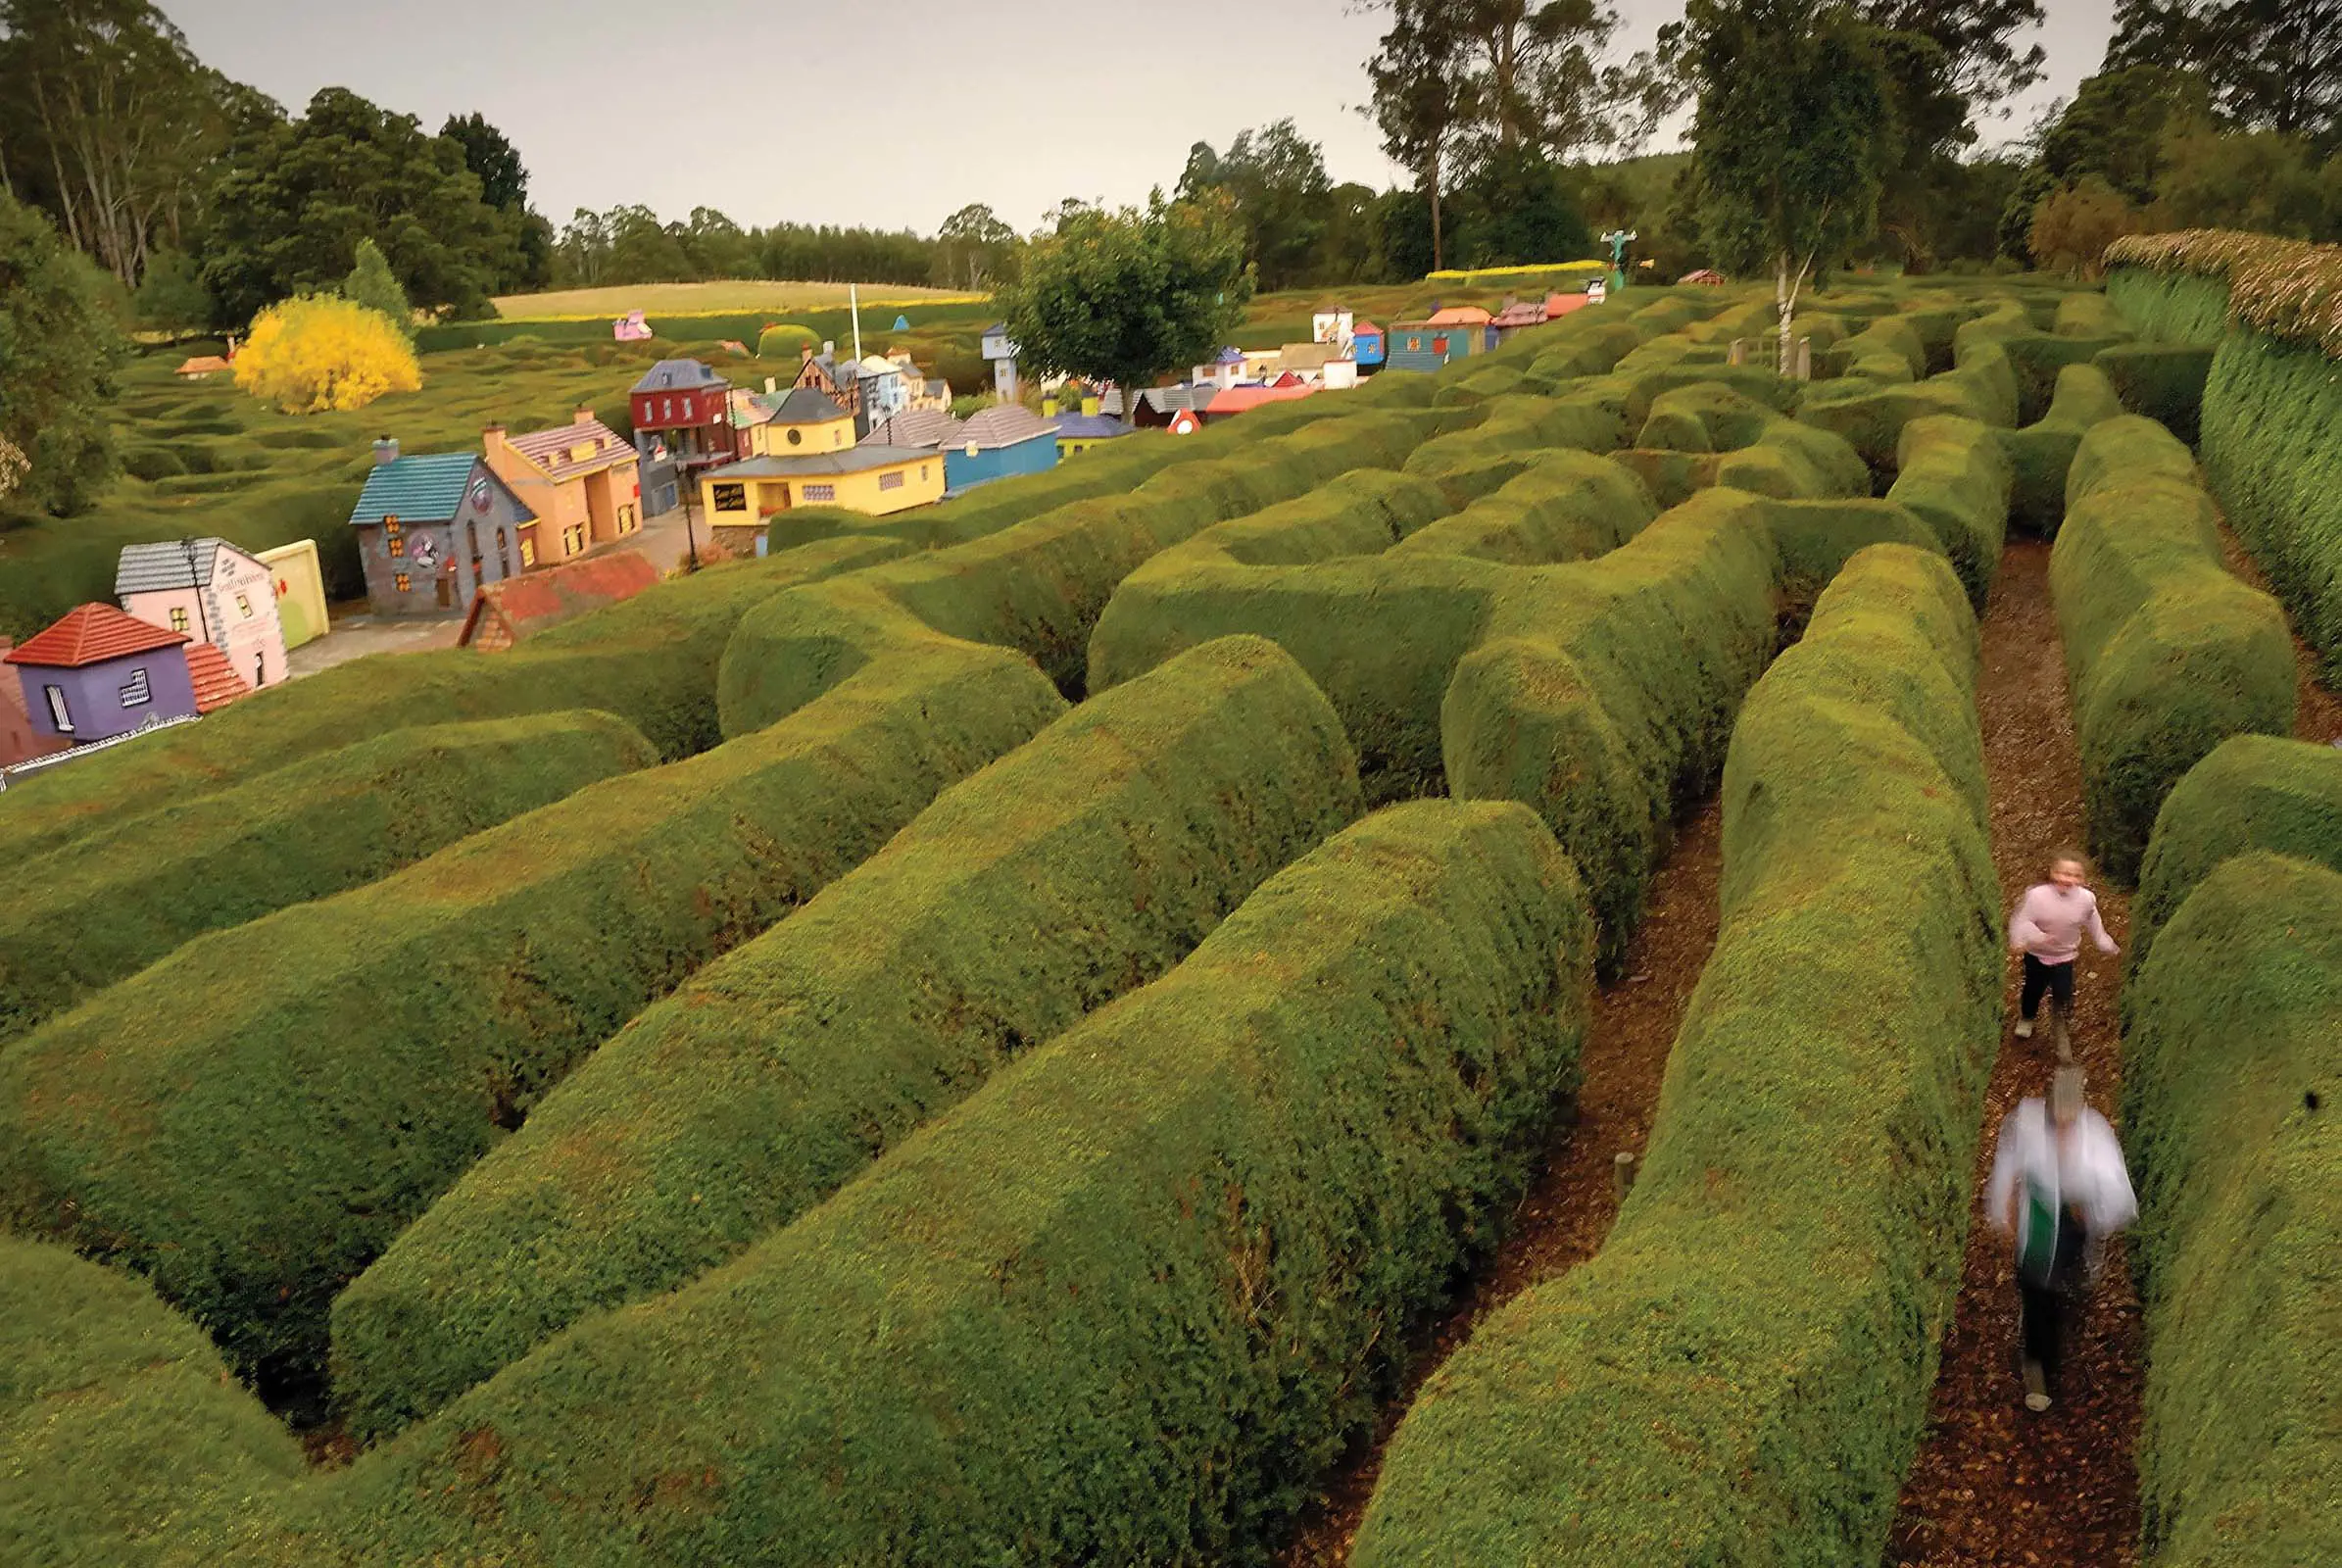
[2023,1360,2051,1412]
[2014,1018,2033,1041]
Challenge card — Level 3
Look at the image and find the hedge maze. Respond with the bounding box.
[6,262,2337,1566]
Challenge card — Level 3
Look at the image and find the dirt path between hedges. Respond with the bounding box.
[1883,539,2144,1567]
[1276,800,1725,1567]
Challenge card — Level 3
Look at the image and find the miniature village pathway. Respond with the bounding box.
[1277,796,1727,1566]
[1884,537,2145,1567]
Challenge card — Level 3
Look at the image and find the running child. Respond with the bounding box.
[2008,850,2119,1057]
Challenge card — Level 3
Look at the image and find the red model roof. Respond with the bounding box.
[460,549,662,651]
[1426,307,1493,326]
[184,641,253,713]
[3,603,187,669]
[1200,384,1319,416]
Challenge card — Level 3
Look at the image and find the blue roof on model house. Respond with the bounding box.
[347,452,533,526]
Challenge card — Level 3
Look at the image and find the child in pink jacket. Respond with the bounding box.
[2008,850,2119,1057]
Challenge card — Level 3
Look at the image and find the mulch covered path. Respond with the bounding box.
[1884,538,2145,1567]
[1276,800,1727,1568]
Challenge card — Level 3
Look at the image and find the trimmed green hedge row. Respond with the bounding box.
[0,643,1066,1392]
[0,710,657,1047]
[309,800,1591,1566]
[1885,413,2014,604]
[2105,266,2231,346]
[2094,342,2215,444]
[330,635,1364,1440]
[1799,314,2022,479]
[1996,363,2127,534]
[2132,735,2342,980]
[2050,416,2292,882]
[1353,543,2000,1566]
[0,535,909,871]
[2122,851,2342,1566]
[0,1237,304,1566]
[2202,328,2342,679]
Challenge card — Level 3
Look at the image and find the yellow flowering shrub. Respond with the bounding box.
[233,294,422,415]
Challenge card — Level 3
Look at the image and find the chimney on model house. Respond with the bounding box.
[572,405,595,425]
[481,423,510,469]
[372,436,399,466]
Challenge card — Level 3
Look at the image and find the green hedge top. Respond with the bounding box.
[329,634,1364,1440]
[2121,851,2342,1566]
[0,640,1066,1392]
[313,800,1591,1568]
[0,709,658,1047]
[2107,229,2342,359]
[1354,544,1999,1566]
[2133,735,2342,977]
[1885,414,2015,606]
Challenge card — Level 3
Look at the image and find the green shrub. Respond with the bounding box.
[2094,341,2216,444]
[2104,266,2231,346]
[0,535,908,869]
[2131,735,2342,978]
[1353,544,1999,1567]
[2122,852,2342,1567]
[755,323,818,361]
[0,710,658,1047]
[1755,495,1939,605]
[1606,446,1719,506]
[309,801,1590,1565]
[1798,329,2020,481]
[121,444,187,480]
[2051,416,2293,881]
[331,635,1363,1438]
[2055,291,2128,337]
[1996,363,2126,535]
[0,1237,304,1565]
[2202,329,2342,676]
[0,644,1066,1391]
[1886,414,2014,605]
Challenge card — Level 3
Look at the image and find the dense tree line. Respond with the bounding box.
[548,205,938,290]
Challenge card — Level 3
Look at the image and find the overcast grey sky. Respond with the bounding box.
[166,0,2120,237]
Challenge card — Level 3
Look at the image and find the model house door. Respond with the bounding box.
[436,573,454,610]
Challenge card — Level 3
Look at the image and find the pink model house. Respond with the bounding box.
[116,538,289,691]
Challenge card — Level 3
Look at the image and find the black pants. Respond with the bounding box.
[2019,1278,2072,1387]
[2021,955,2074,1023]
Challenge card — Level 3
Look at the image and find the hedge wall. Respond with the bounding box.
[1798,317,2022,481]
[2050,416,2292,882]
[1995,363,2126,535]
[1353,543,2000,1566]
[0,534,908,871]
[310,800,1591,1567]
[0,1237,304,1567]
[329,635,1363,1439]
[2131,735,2342,980]
[0,710,657,1047]
[2122,852,2342,1566]
[2203,330,2342,676]
[0,643,1065,1392]
[1885,413,2014,606]
[2093,342,2215,445]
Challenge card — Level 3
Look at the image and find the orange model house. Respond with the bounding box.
[481,409,643,568]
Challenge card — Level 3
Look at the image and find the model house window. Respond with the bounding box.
[169,607,189,632]
[120,667,151,708]
[619,505,635,532]
[662,397,673,420]
[787,427,804,446]
[921,466,930,480]
[235,592,253,618]
[386,516,405,557]
[519,537,538,567]
[563,523,586,556]
[711,483,747,513]
[803,483,836,502]
[879,470,904,491]
[394,571,412,593]
[44,686,72,732]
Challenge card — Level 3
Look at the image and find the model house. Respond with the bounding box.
[482,410,643,568]
[699,399,944,542]
[4,604,249,747]
[461,550,662,651]
[115,537,289,690]
[0,640,70,767]
[257,540,329,649]
[1490,298,1549,340]
[740,385,857,458]
[943,405,1060,493]
[347,439,537,615]
[1386,308,1496,373]
[855,356,909,428]
[1352,320,1387,369]
[887,349,952,413]
[1045,396,1136,458]
[981,321,1020,400]
[628,360,733,481]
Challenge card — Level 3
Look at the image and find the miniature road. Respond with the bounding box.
[1884,538,2144,1567]
[1276,798,1727,1566]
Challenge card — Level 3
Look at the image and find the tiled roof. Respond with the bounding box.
[1051,413,1131,440]
[184,642,251,713]
[509,418,637,482]
[1214,346,1246,364]
[718,446,937,479]
[1425,307,1493,326]
[630,358,726,393]
[1353,319,1383,335]
[348,454,484,526]
[955,405,1058,451]
[6,604,188,668]
[1491,301,1547,327]
[1200,385,1317,416]
[174,356,233,376]
[1278,343,1339,370]
[869,409,963,449]
[460,550,661,650]
[117,537,251,596]
[766,387,851,425]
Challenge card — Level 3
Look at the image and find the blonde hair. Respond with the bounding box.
[2050,1065,2086,1122]
[2050,848,2088,876]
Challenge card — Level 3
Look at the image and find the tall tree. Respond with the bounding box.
[1176,120,1334,291]
[1451,0,1625,158]
[0,190,125,515]
[2040,64,2214,203]
[1364,3,1476,270]
[932,203,1020,290]
[1854,0,2046,115]
[1670,0,1895,371]
[441,110,550,291]
[200,87,514,323]
[2108,0,2342,145]
[342,236,413,335]
[999,193,1251,428]
[0,0,236,287]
